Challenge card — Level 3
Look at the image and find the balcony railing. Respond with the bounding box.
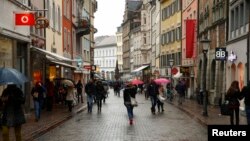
[76,17,90,36]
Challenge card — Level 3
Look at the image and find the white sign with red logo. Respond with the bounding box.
[15,12,35,26]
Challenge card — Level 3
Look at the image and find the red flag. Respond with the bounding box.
[15,13,35,26]
[186,20,196,58]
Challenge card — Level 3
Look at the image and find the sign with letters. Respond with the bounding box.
[215,48,227,61]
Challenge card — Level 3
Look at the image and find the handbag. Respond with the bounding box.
[158,95,166,103]
[130,97,138,107]
[220,100,232,116]
[33,92,39,98]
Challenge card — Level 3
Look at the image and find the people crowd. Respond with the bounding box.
[1,76,249,141]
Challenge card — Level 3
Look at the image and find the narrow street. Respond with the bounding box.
[36,89,207,141]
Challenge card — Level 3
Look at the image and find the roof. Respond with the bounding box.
[95,36,116,47]
[127,0,142,11]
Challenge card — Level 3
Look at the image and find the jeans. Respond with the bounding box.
[87,95,94,113]
[245,105,250,125]
[96,99,102,111]
[125,104,134,120]
[34,100,43,120]
[150,96,157,113]
[230,107,240,125]
[2,125,22,141]
[178,94,185,105]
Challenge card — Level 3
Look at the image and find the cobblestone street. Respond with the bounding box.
[36,90,207,141]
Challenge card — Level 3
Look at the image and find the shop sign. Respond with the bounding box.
[228,50,237,62]
[215,48,227,61]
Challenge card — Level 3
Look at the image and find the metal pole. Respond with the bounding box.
[170,66,172,93]
[202,51,208,116]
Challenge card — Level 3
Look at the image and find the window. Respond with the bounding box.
[67,30,71,52]
[64,0,67,16]
[58,7,61,32]
[239,3,244,27]
[230,10,234,31]
[235,6,239,30]
[67,0,70,19]
[46,0,50,19]
[52,2,55,29]
[64,28,67,51]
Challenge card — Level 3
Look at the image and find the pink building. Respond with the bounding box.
[181,0,198,98]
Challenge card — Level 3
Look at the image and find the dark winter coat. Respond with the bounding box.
[225,88,241,109]
[1,85,26,127]
[241,86,250,106]
[95,81,105,100]
[31,85,45,101]
[147,82,159,98]
[123,85,137,105]
[85,82,96,96]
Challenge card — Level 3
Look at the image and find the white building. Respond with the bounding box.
[116,26,123,72]
[94,36,117,80]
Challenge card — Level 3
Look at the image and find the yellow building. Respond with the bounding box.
[160,0,182,78]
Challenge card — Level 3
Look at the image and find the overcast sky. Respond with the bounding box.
[94,0,125,37]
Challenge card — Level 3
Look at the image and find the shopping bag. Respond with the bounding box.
[158,95,166,103]
[220,100,232,116]
[131,97,138,107]
[33,92,39,98]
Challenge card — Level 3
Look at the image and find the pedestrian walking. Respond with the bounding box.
[85,79,96,113]
[225,80,241,125]
[31,81,46,122]
[147,79,159,114]
[123,83,137,125]
[143,83,149,99]
[175,80,186,105]
[66,86,76,112]
[76,80,83,103]
[0,84,26,141]
[95,80,105,112]
[45,79,54,111]
[239,81,250,125]
[166,84,173,102]
[103,82,109,103]
[113,81,121,97]
[157,84,165,112]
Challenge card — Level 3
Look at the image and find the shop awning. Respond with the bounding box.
[95,74,104,80]
[132,65,149,72]
[31,46,75,62]
[50,60,77,69]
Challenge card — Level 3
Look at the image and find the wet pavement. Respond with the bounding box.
[36,91,207,141]
[1,89,247,141]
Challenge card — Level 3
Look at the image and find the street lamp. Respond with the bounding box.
[169,58,174,93]
[200,37,210,116]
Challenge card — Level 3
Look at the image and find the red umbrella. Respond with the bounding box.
[154,78,170,85]
[130,79,144,85]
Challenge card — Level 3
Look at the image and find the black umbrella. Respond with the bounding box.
[0,67,29,85]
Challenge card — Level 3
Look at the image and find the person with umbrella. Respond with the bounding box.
[0,84,26,141]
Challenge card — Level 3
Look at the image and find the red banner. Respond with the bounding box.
[15,13,35,26]
[186,20,196,58]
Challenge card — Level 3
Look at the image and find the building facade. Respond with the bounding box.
[198,0,228,105]
[0,0,31,110]
[116,26,123,73]
[94,36,117,80]
[182,0,198,98]
[226,0,249,110]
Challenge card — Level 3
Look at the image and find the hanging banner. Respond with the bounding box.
[186,19,196,58]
